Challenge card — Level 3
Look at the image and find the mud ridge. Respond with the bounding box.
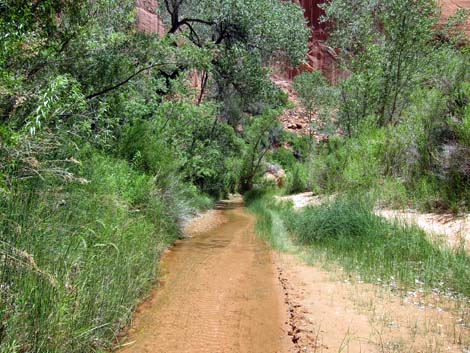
[277,265,321,352]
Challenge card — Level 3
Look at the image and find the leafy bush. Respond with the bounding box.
[268,147,298,170]
[285,164,309,194]
[116,101,244,198]
[305,110,470,210]
[293,71,337,137]
[307,136,349,192]
[118,120,177,177]
[239,110,283,192]
[323,0,439,130]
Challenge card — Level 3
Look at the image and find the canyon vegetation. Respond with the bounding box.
[1,0,470,352]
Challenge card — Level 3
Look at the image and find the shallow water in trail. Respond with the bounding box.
[119,200,286,353]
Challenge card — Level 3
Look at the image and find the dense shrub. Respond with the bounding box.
[303,114,470,210]
[283,0,470,211]
[269,147,298,170]
[285,164,309,194]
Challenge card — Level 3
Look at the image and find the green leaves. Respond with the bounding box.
[158,0,309,122]
[161,0,309,65]
[27,75,86,135]
[322,0,442,129]
[293,71,338,135]
[239,109,282,191]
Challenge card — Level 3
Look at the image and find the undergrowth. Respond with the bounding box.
[0,150,211,353]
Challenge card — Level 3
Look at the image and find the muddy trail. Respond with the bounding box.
[119,199,288,353]
[118,198,470,353]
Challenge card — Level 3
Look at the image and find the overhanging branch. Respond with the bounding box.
[85,62,181,100]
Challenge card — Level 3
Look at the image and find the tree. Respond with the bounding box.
[239,110,282,192]
[322,0,438,128]
[160,0,309,65]
[158,0,310,119]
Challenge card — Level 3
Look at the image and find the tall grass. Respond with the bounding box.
[0,151,210,353]
[247,194,295,253]
[283,197,470,297]
[248,192,470,298]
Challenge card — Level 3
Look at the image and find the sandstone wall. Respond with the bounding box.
[136,0,165,35]
[283,0,339,81]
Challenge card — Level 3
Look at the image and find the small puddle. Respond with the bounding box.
[119,199,286,353]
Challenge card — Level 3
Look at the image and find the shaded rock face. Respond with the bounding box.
[136,0,165,35]
[288,0,470,81]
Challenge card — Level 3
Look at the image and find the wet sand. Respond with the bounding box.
[119,200,287,353]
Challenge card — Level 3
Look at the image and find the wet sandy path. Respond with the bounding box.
[119,200,287,353]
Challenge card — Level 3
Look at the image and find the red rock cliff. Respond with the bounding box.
[136,0,165,35]
[440,0,470,35]
[284,1,338,81]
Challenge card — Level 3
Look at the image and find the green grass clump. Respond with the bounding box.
[0,151,209,353]
[247,195,295,253]
[283,197,470,297]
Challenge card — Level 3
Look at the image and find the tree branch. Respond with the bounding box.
[182,21,202,47]
[197,70,208,105]
[163,0,173,15]
[85,62,180,100]
[169,17,216,34]
[180,18,215,27]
